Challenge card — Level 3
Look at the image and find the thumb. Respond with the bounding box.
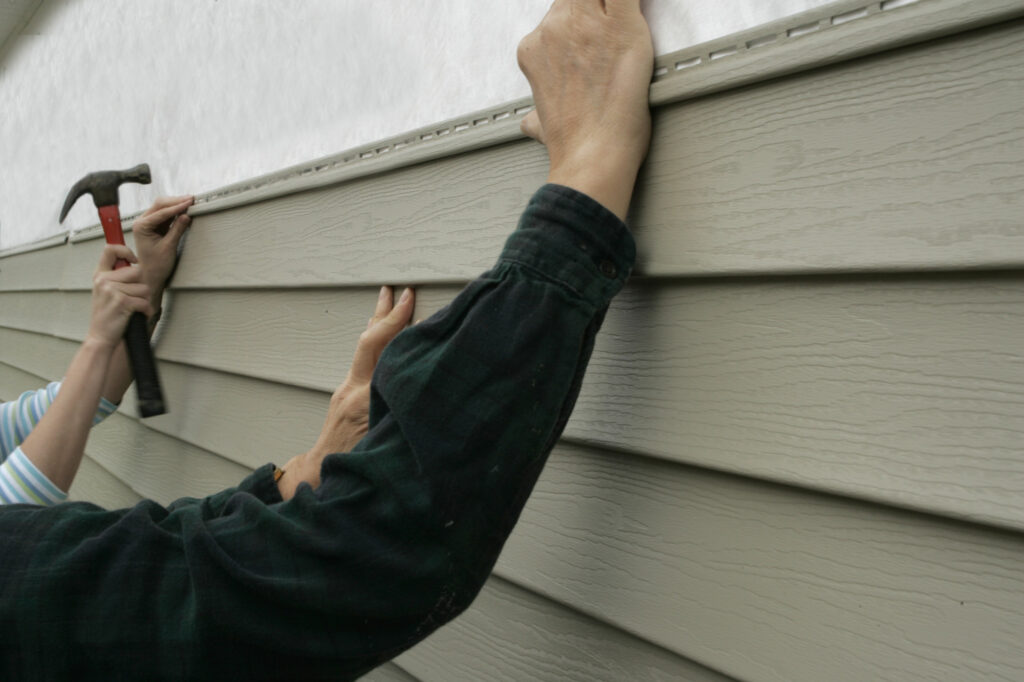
[521,109,545,144]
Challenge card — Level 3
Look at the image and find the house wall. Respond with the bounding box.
[0,0,836,249]
[1,1,1023,680]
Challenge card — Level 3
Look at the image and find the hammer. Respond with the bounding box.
[59,163,166,417]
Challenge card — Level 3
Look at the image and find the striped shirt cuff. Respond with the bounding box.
[96,396,118,424]
[0,447,68,506]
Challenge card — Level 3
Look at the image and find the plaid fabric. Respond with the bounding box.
[0,184,635,680]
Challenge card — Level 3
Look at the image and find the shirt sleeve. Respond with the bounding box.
[0,447,68,506]
[0,184,635,679]
[0,382,119,463]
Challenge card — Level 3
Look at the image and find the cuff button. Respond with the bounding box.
[599,259,617,278]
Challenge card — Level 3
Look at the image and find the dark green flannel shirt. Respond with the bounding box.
[0,184,635,681]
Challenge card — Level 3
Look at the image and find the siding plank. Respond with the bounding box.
[397,576,734,682]
[67,455,145,509]
[120,361,330,472]
[165,20,1024,289]
[146,276,1024,530]
[5,273,1023,529]
[3,298,1024,679]
[84,411,252,505]
[494,442,1024,682]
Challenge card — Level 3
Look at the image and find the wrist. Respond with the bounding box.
[81,334,119,355]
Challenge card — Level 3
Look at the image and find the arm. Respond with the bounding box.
[16,245,153,494]
[0,383,60,461]
[0,0,653,676]
[101,196,193,405]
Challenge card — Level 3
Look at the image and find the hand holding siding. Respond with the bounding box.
[277,285,416,501]
[517,0,654,220]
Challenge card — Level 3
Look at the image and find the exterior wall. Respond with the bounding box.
[1,2,1023,680]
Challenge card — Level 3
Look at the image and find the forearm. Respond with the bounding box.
[546,146,642,222]
[20,339,116,492]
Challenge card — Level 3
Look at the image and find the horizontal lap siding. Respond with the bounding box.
[5,272,1022,530]
[0,10,1021,682]
[151,18,1024,290]
[3,341,1024,679]
[395,576,734,682]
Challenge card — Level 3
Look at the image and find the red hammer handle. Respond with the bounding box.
[98,205,130,269]
[96,205,166,417]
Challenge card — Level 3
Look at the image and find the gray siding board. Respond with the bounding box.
[67,455,144,508]
[495,442,1024,682]
[3,271,1023,529]
[0,234,136,293]
[155,19,1024,290]
[82,411,252,505]
[396,575,734,682]
[102,276,1024,529]
[120,361,330,472]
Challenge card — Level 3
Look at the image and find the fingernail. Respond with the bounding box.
[400,287,412,303]
[378,286,389,301]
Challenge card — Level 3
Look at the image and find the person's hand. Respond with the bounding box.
[277,286,416,501]
[86,245,154,349]
[517,0,654,220]
[131,195,193,296]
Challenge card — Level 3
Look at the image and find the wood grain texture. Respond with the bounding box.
[81,274,1021,531]
[6,272,1023,529]
[83,410,253,505]
[119,360,331,472]
[0,241,70,291]
[3,302,1024,680]
[493,442,1024,682]
[0,233,131,292]
[396,575,734,682]
[156,20,1024,289]
[67,455,144,509]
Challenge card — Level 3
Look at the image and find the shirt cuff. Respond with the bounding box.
[94,397,119,425]
[238,463,284,505]
[0,448,68,506]
[498,183,637,310]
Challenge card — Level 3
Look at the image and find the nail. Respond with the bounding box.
[400,287,412,303]
[379,286,389,301]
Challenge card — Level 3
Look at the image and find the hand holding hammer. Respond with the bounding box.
[60,164,168,417]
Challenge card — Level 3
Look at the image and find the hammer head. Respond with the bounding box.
[59,163,152,223]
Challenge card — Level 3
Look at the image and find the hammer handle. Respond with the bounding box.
[97,205,167,417]
[124,312,165,417]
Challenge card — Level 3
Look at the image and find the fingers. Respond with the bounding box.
[96,244,138,272]
[134,197,193,234]
[142,195,194,217]
[349,287,415,384]
[165,212,192,244]
[373,285,394,321]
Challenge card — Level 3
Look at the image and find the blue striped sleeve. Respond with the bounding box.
[0,383,59,462]
[0,447,67,506]
[0,381,119,464]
